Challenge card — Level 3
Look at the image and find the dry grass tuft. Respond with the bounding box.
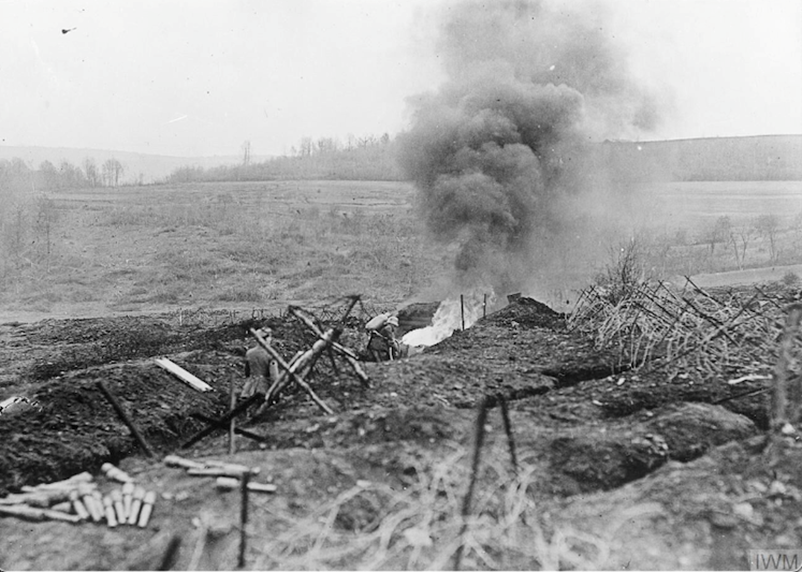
[248,447,608,570]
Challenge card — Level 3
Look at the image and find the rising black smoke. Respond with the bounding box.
[398,0,660,293]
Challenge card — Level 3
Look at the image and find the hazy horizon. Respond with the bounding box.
[3,0,801,158]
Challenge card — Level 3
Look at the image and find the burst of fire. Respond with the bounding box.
[402,291,495,348]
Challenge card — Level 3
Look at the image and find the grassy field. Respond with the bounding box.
[0,181,445,321]
[643,180,802,228]
[2,179,802,322]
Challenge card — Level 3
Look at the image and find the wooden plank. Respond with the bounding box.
[0,504,83,523]
[216,477,277,493]
[180,393,263,449]
[190,413,268,443]
[96,381,156,458]
[155,358,213,393]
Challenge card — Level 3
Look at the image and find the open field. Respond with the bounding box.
[2,179,802,570]
[647,180,802,228]
[2,179,802,322]
[0,180,443,322]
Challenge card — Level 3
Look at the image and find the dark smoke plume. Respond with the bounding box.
[398,0,660,293]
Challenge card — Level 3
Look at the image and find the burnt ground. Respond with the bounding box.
[1,292,801,570]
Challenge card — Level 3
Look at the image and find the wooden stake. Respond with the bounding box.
[460,294,465,331]
[181,393,262,449]
[293,375,334,415]
[287,308,369,386]
[483,293,487,318]
[229,376,237,455]
[238,471,251,569]
[251,328,335,414]
[157,535,183,571]
[338,295,360,326]
[96,381,156,458]
[264,350,304,404]
[498,395,518,475]
[190,413,267,443]
[454,396,489,571]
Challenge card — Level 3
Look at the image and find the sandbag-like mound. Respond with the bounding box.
[484,296,565,330]
[546,402,756,494]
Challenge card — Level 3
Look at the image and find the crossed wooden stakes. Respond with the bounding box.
[182,297,369,449]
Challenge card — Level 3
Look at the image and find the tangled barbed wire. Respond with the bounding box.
[567,278,798,383]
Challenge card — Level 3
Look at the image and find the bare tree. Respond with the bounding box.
[755,214,781,263]
[728,223,752,270]
[704,215,731,256]
[298,137,313,158]
[315,137,338,155]
[357,134,376,149]
[242,140,251,166]
[102,158,124,187]
[83,158,100,187]
[58,161,87,189]
[37,160,59,189]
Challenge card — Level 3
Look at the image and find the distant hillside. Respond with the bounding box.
[3,135,800,186]
[602,134,802,181]
[0,145,271,184]
[163,134,802,184]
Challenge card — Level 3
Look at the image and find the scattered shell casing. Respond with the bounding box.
[79,485,103,522]
[137,491,156,528]
[122,482,134,520]
[101,462,132,483]
[111,489,126,524]
[51,501,73,513]
[102,495,118,527]
[69,490,90,521]
[21,472,93,492]
[128,486,145,525]
[164,454,206,470]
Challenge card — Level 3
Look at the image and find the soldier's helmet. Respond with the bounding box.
[386,316,399,327]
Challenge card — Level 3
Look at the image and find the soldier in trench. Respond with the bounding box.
[242,327,280,399]
[366,313,401,361]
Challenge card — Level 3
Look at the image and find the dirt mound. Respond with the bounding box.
[0,288,796,570]
[547,402,756,494]
[484,296,565,329]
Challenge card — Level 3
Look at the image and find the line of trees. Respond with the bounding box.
[0,157,126,194]
[702,213,795,269]
[164,133,401,184]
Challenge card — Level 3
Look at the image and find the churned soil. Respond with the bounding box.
[1,290,800,570]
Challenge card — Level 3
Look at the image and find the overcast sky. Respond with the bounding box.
[2,0,801,157]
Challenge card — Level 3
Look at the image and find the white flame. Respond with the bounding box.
[402,292,494,347]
